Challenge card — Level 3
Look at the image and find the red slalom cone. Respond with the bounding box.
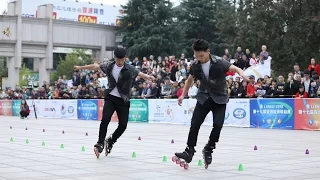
[305,149,309,154]
[138,136,141,140]
[254,145,257,150]
[85,132,88,136]
[171,139,174,144]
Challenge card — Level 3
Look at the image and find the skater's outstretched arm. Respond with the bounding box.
[229,65,249,81]
[74,63,101,71]
[138,72,155,81]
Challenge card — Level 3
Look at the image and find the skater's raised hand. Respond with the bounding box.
[178,95,184,106]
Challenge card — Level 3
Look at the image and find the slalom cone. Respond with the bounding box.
[198,160,203,166]
[25,127,28,130]
[254,145,257,150]
[42,141,45,146]
[85,132,88,136]
[81,146,85,151]
[138,136,141,140]
[25,139,29,144]
[60,144,64,149]
[10,137,13,142]
[238,164,244,171]
[171,139,174,144]
[10,126,12,129]
[305,149,309,154]
[132,152,136,158]
[43,129,45,132]
[162,156,167,162]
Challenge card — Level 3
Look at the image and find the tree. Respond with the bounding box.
[177,0,223,56]
[119,0,184,58]
[50,49,92,82]
[0,57,7,77]
[19,64,32,87]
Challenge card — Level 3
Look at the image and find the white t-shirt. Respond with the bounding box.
[109,65,124,97]
[201,60,211,80]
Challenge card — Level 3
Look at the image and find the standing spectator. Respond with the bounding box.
[307,58,320,76]
[295,85,308,98]
[309,75,320,98]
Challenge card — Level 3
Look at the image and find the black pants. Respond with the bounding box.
[187,98,226,148]
[98,94,130,144]
[20,111,29,118]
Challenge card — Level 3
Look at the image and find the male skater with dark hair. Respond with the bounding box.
[74,47,154,158]
[173,39,248,169]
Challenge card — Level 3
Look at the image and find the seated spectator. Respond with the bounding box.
[20,99,30,119]
[161,77,171,97]
[188,81,198,98]
[177,81,186,98]
[295,85,308,98]
[246,75,256,98]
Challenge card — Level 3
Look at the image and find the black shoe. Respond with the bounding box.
[94,143,104,158]
[105,135,115,156]
[202,143,215,165]
[174,147,196,163]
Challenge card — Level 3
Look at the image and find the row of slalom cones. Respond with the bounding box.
[11,126,89,136]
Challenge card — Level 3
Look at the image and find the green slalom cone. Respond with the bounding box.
[198,160,203,166]
[81,146,85,151]
[162,156,167,162]
[26,139,29,144]
[42,141,45,146]
[132,152,136,158]
[10,137,13,142]
[238,164,244,171]
[60,144,64,149]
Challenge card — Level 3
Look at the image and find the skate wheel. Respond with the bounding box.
[172,156,177,162]
[180,161,185,167]
[94,148,100,159]
[184,163,189,170]
[205,164,208,169]
[175,159,180,164]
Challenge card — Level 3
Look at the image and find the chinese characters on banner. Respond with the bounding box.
[294,99,320,130]
[20,0,121,26]
[250,99,294,129]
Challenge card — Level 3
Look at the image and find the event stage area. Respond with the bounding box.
[0,116,319,180]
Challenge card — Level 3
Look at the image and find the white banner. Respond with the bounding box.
[232,57,271,80]
[148,99,250,127]
[26,99,77,119]
[223,99,250,127]
[17,0,121,26]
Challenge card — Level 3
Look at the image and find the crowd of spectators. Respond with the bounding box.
[0,45,319,100]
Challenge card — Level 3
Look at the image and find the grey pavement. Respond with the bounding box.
[0,116,319,180]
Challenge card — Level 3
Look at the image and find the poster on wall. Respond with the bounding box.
[77,99,98,120]
[250,99,294,129]
[0,100,12,116]
[294,99,320,130]
[97,99,118,122]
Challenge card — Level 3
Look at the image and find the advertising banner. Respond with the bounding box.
[97,99,118,122]
[12,100,22,117]
[129,99,148,122]
[0,100,12,116]
[294,99,320,130]
[19,0,122,26]
[25,100,77,119]
[250,99,294,129]
[224,99,250,127]
[148,99,213,125]
[77,99,98,120]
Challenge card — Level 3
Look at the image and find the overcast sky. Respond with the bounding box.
[0,0,181,13]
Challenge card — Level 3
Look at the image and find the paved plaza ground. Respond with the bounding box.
[0,116,319,180]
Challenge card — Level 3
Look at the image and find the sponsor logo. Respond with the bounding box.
[233,108,246,119]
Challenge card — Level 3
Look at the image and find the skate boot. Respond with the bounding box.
[104,135,115,156]
[202,143,215,169]
[93,143,104,159]
[172,147,195,170]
